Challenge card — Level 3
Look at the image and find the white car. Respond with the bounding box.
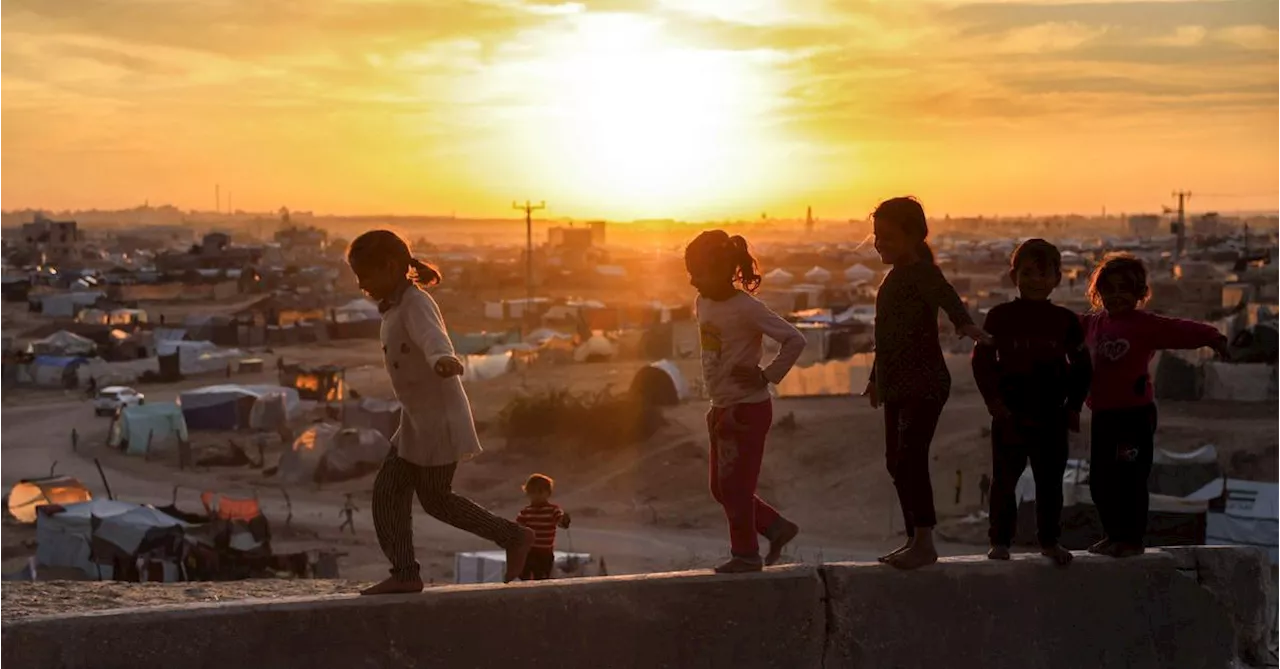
[94,386,145,416]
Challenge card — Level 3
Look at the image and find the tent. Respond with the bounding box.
[109,403,189,455]
[455,550,592,584]
[179,384,300,431]
[7,475,93,523]
[803,266,833,283]
[29,356,88,388]
[574,332,618,362]
[774,358,870,398]
[1202,362,1277,402]
[463,351,514,382]
[339,397,402,441]
[1189,478,1278,565]
[764,268,794,285]
[36,499,187,581]
[333,298,381,323]
[1013,461,1208,550]
[844,264,875,283]
[28,331,97,356]
[629,360,690,407]
[1149,445,1221,498]
[278,424,390,484]
[39,291,104,318]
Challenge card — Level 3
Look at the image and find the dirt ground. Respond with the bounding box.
[3,304,1277,620]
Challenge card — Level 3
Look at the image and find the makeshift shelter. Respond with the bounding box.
[7,475,93,524]
[764,268,794,285]
[109,403,190,455]
[278,424,389,484]
[629,360,690,407]
[844,264,874,283]
[455,550,591,584]
[179,384,300,431]
[28,330,97,357]
[463,351,514,382]
[1149,445,1221,498]
[1201,362,1277,402]
[35,499,187,581]
[28,356,88,388]
[157,340,243,376]
[339,398,402,441]
[803,266,833,283]
[333,298,381,323]
[1189,478,1279,564]
[574,332,618,362]
[774,358,869,398]
[280,364,345,402]
[39,291,104,318]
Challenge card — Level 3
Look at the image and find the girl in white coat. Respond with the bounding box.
[347,230,534,595]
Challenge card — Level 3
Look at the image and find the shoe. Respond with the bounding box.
[987,545,1011,560]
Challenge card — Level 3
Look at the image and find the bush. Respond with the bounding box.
[497,386,665,452]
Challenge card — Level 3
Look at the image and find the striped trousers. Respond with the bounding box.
[372,452,522,581]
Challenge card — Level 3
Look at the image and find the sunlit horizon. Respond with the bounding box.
[3,0,1277,220]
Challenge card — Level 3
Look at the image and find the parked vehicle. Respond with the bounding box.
[94,386,145,416]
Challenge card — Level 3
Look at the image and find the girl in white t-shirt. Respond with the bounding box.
[685,230,806,573]
[346,230,534,595]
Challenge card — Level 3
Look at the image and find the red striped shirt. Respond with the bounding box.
[517,503,563,550]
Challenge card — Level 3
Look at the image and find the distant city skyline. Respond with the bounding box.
[3,0,1277,219]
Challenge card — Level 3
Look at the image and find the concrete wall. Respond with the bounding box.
[4,547,1272,669]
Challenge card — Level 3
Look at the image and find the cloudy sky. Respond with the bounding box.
[3,0,1276,219]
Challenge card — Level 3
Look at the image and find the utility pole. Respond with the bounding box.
[512,200,545,328]
[215,184,221,214]
[1172,190,1191,260]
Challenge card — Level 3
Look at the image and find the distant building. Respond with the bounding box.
[548,226,594,251]
[589,221,607,247]
[1192,213,1222,237]
[1127,215,1161,238]
[274,226,327,253]
[20,214,81,263]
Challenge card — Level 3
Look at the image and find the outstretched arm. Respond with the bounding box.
[1143,312,1228,353]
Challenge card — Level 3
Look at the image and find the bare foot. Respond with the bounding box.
[360,576,424,596]
[504,527,536,583]
[888,544,938,570]
[765,519,799,566]
[1086,538,1112,555]
[877,540,913,563]
[714,556,764,574]
[1040,544,1073,566]
[1110,543,1144,559]
[987,545,1011,560]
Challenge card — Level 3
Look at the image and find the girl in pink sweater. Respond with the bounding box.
[1081,253,1228,558]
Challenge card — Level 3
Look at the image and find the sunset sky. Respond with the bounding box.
[3,0,1277,220]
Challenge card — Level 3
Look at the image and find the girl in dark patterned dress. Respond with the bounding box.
[863,197,990,570]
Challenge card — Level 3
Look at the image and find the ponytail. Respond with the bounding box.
[728,235,762,293]
[917,240,935,265]
[409,257,442,288]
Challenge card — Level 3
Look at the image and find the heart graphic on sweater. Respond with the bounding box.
[1098,338,1130,361]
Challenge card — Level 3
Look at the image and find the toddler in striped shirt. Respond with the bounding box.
[515,473,571,580]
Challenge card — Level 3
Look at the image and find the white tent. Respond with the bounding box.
[1189,478,1279,565]
[36,499,188,581]
[109,403,190,455]
[455,550,592,584]
[844,264,874,283]
[28,331,96,356]
[278,423,390,484]
[803,266,833,283]
[334,298,381,323]
[1202,362,1277,402]
[574,333,617,362]
[158,340,245,375]
[629,359,690,406]
[765,268,794,285]
[463,351,514,382]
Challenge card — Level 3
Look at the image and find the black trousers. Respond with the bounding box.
[987,413,1069,548]
[519,548,555,580]
[884,399,945,535]
[1089,405,1158,545]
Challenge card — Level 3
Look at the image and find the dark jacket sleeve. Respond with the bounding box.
[920,263,974,329]
[970,309,1002,414]
[1064,311,1092,412]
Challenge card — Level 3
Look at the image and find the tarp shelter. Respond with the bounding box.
[339,397,401,441]
[39,291,104,318]
[157,340,243,376]
[1201,362,1277,402]
[179,384,300,431]
[629,359,690,407]
[574,332,617,362]
[1014,461,1207,550]
[7,475,93,523]
[764,268,794,285]
[333,298,381,323]
[278,424,389,484]
[844,264,874,283]
[455,550,592,584]
[774,357,870,398]
[109,403,189,455]
[36,499,187,581]
[29,356,88,388]
[803,266,833,283]
[1149,445,1221,498]
[463,351,514,382]
[1189,478,1279,564]
[28,330,97,356]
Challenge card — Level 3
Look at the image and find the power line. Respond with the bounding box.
[1172,190,1191,260]
[512,200,545,330]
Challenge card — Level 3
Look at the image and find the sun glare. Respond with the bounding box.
[522,14,781,217]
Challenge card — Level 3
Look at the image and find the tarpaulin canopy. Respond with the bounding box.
[109,403,189,455]
[7,475,93,524]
